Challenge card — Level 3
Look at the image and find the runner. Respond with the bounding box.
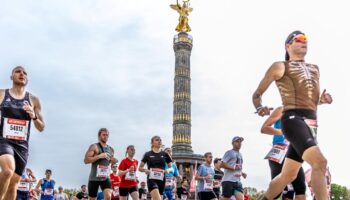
[54,186,68,200]
[195,152,217,200]
[35,169,55,200]
[84,128,118,200]
[261,106,306,200]
[16,168,37,200]
[138,136,173,200]
[0,66,45,200]
[138,182,148,200]
[163,147,180,200]
[110,163,122,200]
[176,179,190,200]
[75,185,88,200]
[253,31,332,200]
[220,136,247,200]
[118,145,139,200]
[213,158,224,199]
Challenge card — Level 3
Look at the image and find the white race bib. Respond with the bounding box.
[125,171,137,180]
[44,188,53,195]
[264,144,288,164]
[96,165,109,178]
[112,186,119,196]
[165,176,173,188]
[149,168,164,180]
[3,118,29,141]
[233,164,242,177]
[204,179,213,191]
[304,119,318,143]
[142,193,147,200]
[17,181,30,192]
[181,194,188,200]
[213,179,221,188]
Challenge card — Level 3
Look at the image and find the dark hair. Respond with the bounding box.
[151,136,161,148]
[214,158,221,164]
[45,169,52,173]
[81,185,86,188]
[11,66,25,74]
[98,128,109,137]
[204,152,212,158]
[126,145,134,157]
[285,30,304,61]
[181,178,189,184]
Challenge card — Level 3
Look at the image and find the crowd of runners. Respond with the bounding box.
[0,30,333,200]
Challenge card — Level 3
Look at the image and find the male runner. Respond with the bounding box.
[252,31,332,200]
[0,66,45,200]
[195,152,217,200]
[220,137,247,200]
[54,186,68,200]
[35,169,55,200]
[138,182,147,200]
[75,185,88,200]
[16,168,37,200]
[213,158,224,199]
[84,128,118,200]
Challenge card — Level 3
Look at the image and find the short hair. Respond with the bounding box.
[98,128,109,137]
[204,152,212,158]
[214,158,221,164]
[12,66,25,74]
[81,185,86,188]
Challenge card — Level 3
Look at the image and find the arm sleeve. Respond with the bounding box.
[141,153,148,164]
[165,152,173,164]
[118,159,125,170]
[222,151,231,164]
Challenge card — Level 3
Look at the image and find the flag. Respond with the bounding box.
[190,161,197,193]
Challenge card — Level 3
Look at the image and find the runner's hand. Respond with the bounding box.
[99,153,109,160]
[23,102,36,119]
[320,89,333,104]
[256,106,271,116]
[204,175,211,180]
[145,169,150,175]
[242,172,247,179]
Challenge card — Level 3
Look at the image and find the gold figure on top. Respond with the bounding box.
[170,0,193,32]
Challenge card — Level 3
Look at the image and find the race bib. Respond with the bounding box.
[149,168,164,180]
[142,193,147,200]
[213,179,221,188]
[125,171,137,180]
[204,179,213,191]
[304,119,318,143]
[44,188,53,195]
[233,164,242,177]
[96,165,109,178]
[112,186,119,197]
[181,194,188,200]
[165,176,173,188]
[17,182,30,192]
[264,144,288,164]
[3,118,29,141]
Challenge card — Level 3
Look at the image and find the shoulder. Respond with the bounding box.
[29,93,40,104]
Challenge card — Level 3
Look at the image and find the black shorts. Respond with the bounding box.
[16,190,30,200]
[119,186,138,197]
[221,181,243,198]
[147,179,165,194]
[213,188,220,199]
[269,160,306,198]
[88,179,112,197]
[0,139,28,176]
[112,198,119,200]
[281,109,317,163]
[198,191,217,200]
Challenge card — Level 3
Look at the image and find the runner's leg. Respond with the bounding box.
[0,154,16,199]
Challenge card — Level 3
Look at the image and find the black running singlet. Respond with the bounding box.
[0,89,32,148]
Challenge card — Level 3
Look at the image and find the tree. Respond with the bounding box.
[330,184,350,200]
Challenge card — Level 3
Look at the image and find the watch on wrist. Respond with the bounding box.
[32,114,38,120]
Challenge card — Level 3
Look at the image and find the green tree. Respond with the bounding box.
[330,184,350,200]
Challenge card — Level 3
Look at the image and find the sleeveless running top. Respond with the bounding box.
[41,179,55,200]
[272,119,285,145]
[276,61,320,111]
[0,89,32,147]
[89,143,113,181]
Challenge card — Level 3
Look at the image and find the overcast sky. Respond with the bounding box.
[0,0,349,194]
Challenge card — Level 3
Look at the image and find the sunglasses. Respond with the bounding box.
[290,34,308,44]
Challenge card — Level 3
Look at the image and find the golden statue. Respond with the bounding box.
[170,0,193,32]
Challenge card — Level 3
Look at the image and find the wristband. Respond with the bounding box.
[32,114,38,121]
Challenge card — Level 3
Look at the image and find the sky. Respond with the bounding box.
[0,0,349,193]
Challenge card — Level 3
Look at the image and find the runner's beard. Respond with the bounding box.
[13,79,27,87]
